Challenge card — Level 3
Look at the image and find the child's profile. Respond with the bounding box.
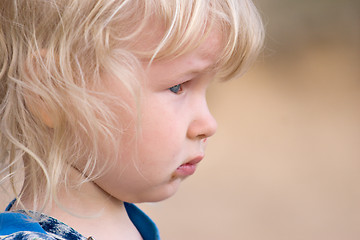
[0,0,264,239]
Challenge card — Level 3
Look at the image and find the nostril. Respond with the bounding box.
[187,105,218,140]
[196,134,207,140]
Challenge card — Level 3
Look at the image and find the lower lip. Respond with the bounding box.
[175,156,203,177]
[176,163,198,176]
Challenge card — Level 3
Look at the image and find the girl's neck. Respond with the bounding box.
[18,167,142,240]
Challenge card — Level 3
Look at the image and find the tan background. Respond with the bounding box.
[140,0,360,239]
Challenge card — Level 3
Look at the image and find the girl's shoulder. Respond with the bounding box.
[1,202,160,240]
[0,231,54,240]
[0,211,86,240]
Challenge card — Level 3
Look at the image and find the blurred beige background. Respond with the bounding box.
[140,0,360,239]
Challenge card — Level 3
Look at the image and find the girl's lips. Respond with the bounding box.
[175,156,204,177]
[185,155,204,165]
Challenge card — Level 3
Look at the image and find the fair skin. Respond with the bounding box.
[92,29,221,204]
[20,29,221,239]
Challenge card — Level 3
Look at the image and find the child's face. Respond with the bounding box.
[94,30,221,203]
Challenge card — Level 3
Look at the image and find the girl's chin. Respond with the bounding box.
[129,178,183,203]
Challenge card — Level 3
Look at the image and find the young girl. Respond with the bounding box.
[0,0,264,239]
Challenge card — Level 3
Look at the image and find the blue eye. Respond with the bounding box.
[169,84,183,94]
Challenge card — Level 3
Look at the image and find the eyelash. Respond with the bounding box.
[169,84,183,94]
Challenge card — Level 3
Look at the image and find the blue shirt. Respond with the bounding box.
[0,200,160,240]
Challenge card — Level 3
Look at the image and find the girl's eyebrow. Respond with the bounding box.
[175,63,216,79]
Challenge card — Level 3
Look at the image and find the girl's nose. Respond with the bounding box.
[187,101,218,140]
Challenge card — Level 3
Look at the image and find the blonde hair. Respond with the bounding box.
[0,0,264,210]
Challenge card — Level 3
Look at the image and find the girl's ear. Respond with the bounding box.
[25,96,54,128]
[24,50,54,128]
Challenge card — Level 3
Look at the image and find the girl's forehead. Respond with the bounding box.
[130,15,225,61]
[142,30,223,82]
[196,29,224,60]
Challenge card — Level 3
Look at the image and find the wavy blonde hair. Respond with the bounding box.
[0,0,264,210]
